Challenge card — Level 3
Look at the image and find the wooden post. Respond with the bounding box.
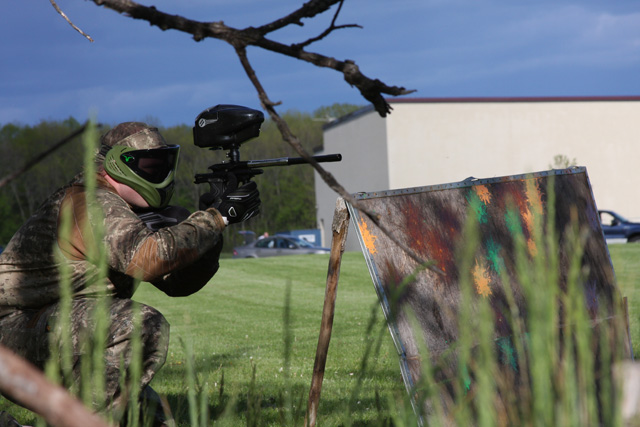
[305,198,350,427]
[0,344,113,427]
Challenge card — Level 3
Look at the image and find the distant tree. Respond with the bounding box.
[313,103,364,122]
[0,119,84,242]
[0,192,22,244]
[549,154,578,169]
[159,124,201,210]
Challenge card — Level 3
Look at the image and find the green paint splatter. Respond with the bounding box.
[496,337,518,372]
[461,365,472,391]
[505,208,522,235]
[467,191,488,224]
[486,238,503,274]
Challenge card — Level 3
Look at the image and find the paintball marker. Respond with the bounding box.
[193,104,342,210]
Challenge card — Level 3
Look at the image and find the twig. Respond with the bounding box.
[235,47,441,273]
[292,0,362,49]
[50,0,94,42]
[294,23,361,49]
[256,0,343,34]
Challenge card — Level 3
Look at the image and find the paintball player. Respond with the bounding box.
[0,122,261,426]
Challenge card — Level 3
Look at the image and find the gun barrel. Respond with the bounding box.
[246,154,342,168]
[195,153,342,184]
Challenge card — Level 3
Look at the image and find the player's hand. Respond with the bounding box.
[213,181,261,224]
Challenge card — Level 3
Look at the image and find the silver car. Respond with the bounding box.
[232,235,330,258]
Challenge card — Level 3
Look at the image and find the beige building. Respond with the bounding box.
[314,96,640,250]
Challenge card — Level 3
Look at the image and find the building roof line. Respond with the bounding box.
[321,104,375,131]
[386,95,640,104]
[323,95,640,130]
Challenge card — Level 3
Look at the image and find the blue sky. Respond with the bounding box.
[2,0,639,127]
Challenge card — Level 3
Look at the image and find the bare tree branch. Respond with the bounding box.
[291,0,363,50]
[295,22,362,49]
[235,46,441,273]
[0,344,113,427]
[255,0,343,33]
[90,0,414,116]
[50,0,94,42]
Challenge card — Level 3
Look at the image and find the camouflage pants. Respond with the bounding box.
[0,298,169,420]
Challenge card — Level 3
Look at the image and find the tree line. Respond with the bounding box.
[0,105,361,250]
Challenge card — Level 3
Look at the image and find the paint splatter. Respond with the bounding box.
[472,260,492,297]
[505,208,522,235]
[485,239,503,274]
[496,337,518,372]
[524,179,544,256]
[525,179,544,216]
[359,220,378,255]
[474,185,492,205]
[401,198,431,256]
[521,209,537,256]
[466,191,488,224]
[398,197,458,276]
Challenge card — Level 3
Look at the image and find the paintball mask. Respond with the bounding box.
[100,124,180,209]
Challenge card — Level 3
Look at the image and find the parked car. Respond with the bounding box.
[598,210,640,243]
[233,234,330,258]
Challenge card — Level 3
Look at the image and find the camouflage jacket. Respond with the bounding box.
[0,173,225,317]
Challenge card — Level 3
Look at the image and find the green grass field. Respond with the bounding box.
[133,251,405,426]
[606,244,640,355]
[2,245,639,426]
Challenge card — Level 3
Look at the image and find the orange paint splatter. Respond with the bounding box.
[522,208,537,256]
[524,179,543,256]
[522,208,534,233]
[472,260,492,297]
[522,209,538,255]
[474,185,492,205]
[525,179,544,216]
[359,220,378,255]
